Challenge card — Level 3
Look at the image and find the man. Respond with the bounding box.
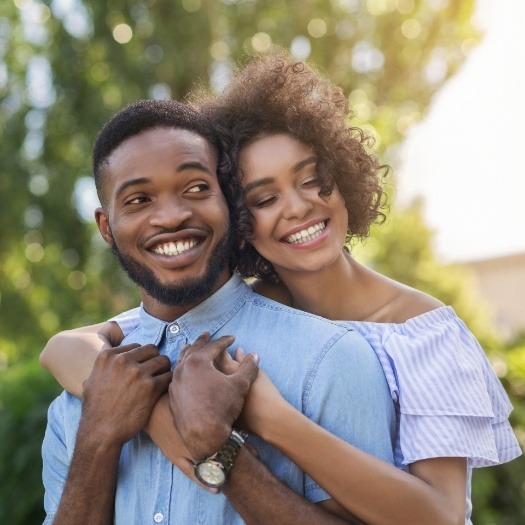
[42,100,395,524]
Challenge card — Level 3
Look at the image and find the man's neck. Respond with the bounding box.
[139,271,232,322]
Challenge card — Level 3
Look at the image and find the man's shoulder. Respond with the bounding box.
[238,291,367,350]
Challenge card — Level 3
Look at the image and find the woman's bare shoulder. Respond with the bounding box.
[250,279,293,306]
[368,274,444,324]
[386,285,444,323]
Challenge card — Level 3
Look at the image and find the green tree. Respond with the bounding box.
[3,1,522,524]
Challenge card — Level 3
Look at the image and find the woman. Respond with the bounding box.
[41,53,521,524]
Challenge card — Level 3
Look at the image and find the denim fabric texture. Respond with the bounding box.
[42,275,395,524]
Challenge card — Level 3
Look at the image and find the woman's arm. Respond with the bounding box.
[227,350,466,525]
[40,322,123,397]
[39,322,215,491]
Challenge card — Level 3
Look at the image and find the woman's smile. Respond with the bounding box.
[239,133,348,274]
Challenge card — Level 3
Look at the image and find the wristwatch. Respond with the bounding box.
[194,429,248,488]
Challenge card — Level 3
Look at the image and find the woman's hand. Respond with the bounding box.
[217,348,290,437]
[144,394,219,493]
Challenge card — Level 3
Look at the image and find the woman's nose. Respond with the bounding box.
[281,190,313,220]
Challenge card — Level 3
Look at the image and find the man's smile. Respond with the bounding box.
[151,238,199,256]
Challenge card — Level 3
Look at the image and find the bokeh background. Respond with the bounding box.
[0,0,523,523]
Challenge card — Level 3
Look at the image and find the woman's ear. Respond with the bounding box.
[95,207,113,246]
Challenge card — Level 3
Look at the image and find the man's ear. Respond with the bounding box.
[95,207,113,246]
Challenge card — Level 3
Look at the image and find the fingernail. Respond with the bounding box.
[252,353,260,364]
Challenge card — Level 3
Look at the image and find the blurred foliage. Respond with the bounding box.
[0,0,522,523]
[353,200,501,350]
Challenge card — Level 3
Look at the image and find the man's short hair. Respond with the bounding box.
[92,99,247,271]
[92,99,221,205]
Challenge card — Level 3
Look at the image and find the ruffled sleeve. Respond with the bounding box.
[109,306,141,337]
[351,306,522,468]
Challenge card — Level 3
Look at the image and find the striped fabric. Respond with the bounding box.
[348,306,521,469]
[110,304,522,523]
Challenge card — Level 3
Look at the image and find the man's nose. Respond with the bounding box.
[149,197,193,228]
[281,190,313,220]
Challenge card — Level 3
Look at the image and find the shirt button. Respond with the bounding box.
[154,512,164,522]
[169,324,180,334]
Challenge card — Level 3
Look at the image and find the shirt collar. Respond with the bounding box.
[137,274,252,343]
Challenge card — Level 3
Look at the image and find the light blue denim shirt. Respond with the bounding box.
[42,274,395,524]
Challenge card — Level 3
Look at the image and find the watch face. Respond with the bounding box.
[195,460,226,488]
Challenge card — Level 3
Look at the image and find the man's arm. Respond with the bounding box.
[168,333,364,524]
[223,448,365,524]
[49,344,171,525]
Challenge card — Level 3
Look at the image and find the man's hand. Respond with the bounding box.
[169,333,259,460]
[82,343,172,447]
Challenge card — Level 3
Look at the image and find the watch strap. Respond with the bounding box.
[212,429,248,473]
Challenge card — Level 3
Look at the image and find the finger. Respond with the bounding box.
[126,343,160,363]
[152,370,173,394]
[140,354,171,376]
[186,332,211,354]
[198,335,235,361]
[108,343,141,355]
[217,349,239,375]
[175,343,191,366]
[233,353,260,393]
[234,347,246,363]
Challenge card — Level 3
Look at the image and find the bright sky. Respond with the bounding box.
[397,0,525,262]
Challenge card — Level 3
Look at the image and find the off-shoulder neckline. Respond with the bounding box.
[347,305,457,328]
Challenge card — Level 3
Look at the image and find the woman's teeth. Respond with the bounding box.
[285,222,326,244]
[152,239,197,256]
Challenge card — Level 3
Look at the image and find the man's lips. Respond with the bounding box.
[281,220,327,245]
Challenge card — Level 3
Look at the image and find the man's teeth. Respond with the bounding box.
[152,239,198,256]
[285,222,326,244]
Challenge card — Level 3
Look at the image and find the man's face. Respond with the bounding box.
[96,127,232,311]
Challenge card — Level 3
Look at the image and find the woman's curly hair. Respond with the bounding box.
[194,51,388,282]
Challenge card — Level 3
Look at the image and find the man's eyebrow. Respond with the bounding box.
[177,161,214,176]
[244,156,317,194]
[115,177,150,199]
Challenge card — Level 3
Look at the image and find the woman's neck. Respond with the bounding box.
[276,250,442,323]
[277,250,365,320]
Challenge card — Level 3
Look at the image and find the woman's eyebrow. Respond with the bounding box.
[244,177,276,194]
[292,156,317,173]
[244,156,317,194]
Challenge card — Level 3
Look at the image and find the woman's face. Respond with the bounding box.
[239,133,349,276]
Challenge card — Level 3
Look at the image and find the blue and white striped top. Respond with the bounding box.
[111,304,522,523]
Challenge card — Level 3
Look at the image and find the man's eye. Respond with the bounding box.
[126,196,148,204]
[186,183,209,193]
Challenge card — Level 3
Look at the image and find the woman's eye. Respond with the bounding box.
[186,183,209,193]
[253,195,277,208]
[302,176,321,188]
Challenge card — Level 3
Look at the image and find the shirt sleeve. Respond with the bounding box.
[42,394,70,524]
[302,330,396,503]
[108,306,141,337]
[374,306,522,467]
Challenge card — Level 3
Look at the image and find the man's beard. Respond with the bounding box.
[111,230,233,307]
